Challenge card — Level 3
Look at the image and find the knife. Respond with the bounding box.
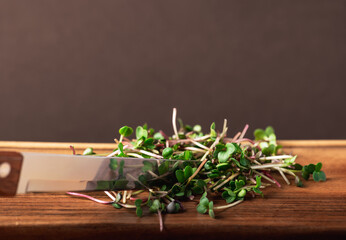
[0,151,181,196]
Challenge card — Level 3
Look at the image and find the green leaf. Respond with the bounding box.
[204,161,214,170]
[143,138,155,149]
[113,179,128,189]
[262,144,276,156]
[175,169,185,183]
[192,186,204,195]
[253,187,262,195]
[200,197,209,208]
[284,156,297,166]
[255,175,262,188]
[83,147,94,155]
[136,207,143,217]
[162,147,173,159]
[184,150,193,160]
[313,171,326,182]
[235,179,245,189]
[197,204,207,214]
[112,203,122,209]
[134,199,142,208]
[136,126,148,140]
[254,129,266,140]
[185,124,193,132]
[222,189,236,203]
[158,161,169,175]
[237,189,247,198]
[201,191,208,199]
[293,163,303,170]
[184,166,193,179]
[216,163,231,171]
[96,181,111,190]
[149,199,160,213]
[306,164,315,174]
[118,159,125,178]
[109,158,118,170]
[196,179,206,189]
[295,176,303,187]
[208,201,215,218]
[265,126,275,136]
[302,170,310,180]
[240,156,249,167]
[153,132,165,140]
[210,122,217,138]
[142,160,155,172]
[193,125,202,132]
[119,126,133,137]
[315,162,322,172]
[117,142,126,157]
[218,143,236,163]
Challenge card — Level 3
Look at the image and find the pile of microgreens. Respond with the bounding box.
[71,108,326,231]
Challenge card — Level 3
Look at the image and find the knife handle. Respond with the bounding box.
[0,152,23,196]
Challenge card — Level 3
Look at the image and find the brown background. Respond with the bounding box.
[0,0,345,142]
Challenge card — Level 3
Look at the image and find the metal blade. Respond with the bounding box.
[17,152,179,193]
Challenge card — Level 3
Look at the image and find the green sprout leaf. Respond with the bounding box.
[136,126,148,140]
[119,126,133,137]
[315,162,323,172]
[175,170,185,183]
[83,147,94,155]
[210,122,217,139]
[184,166,193,179]
[218,143,236,163]
[153,132,165,140]
[313,171,326,182]
[208,201,215,218]
[254,129,266,140]
[255,175,262,188]
[193,125,202,132]
[162,147,173,159]
[237,189,247,198]
[109,158,118,170]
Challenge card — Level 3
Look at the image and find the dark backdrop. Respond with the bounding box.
[0,0,345,142]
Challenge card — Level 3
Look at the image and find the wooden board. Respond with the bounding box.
[0,140,345,239]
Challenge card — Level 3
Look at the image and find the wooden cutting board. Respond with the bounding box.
[0,140,345,240]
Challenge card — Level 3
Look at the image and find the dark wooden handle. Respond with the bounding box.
[0,152,23,196]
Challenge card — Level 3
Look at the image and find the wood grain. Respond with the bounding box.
[0,140,345,239]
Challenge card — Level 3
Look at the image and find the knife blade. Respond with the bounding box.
[0,151,182,196]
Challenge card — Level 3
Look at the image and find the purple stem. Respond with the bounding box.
[262,171,281,187]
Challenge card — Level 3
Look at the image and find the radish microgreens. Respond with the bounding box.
[74,108,326,231]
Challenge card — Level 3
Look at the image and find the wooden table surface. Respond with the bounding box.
[0,140,345,239]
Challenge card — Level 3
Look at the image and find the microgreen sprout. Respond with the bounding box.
[69,108,326,232]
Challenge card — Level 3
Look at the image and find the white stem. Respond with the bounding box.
[107,150,120,157]
[122,190,127,203]
[172,108,179,139]
[193,134,211,141]
[253,170,276,184]
[222,119,228,136]
[280,167,297,177]
[275,167,290,185]
[239,124,249,139]
[259,155,292,160]
[251,163,286,169]
[138,149,163,159]
[190,140,210,151]
[214,200,244,210]
[125,153,143,158]
[104,191,116,201]
[184,146,208,153]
